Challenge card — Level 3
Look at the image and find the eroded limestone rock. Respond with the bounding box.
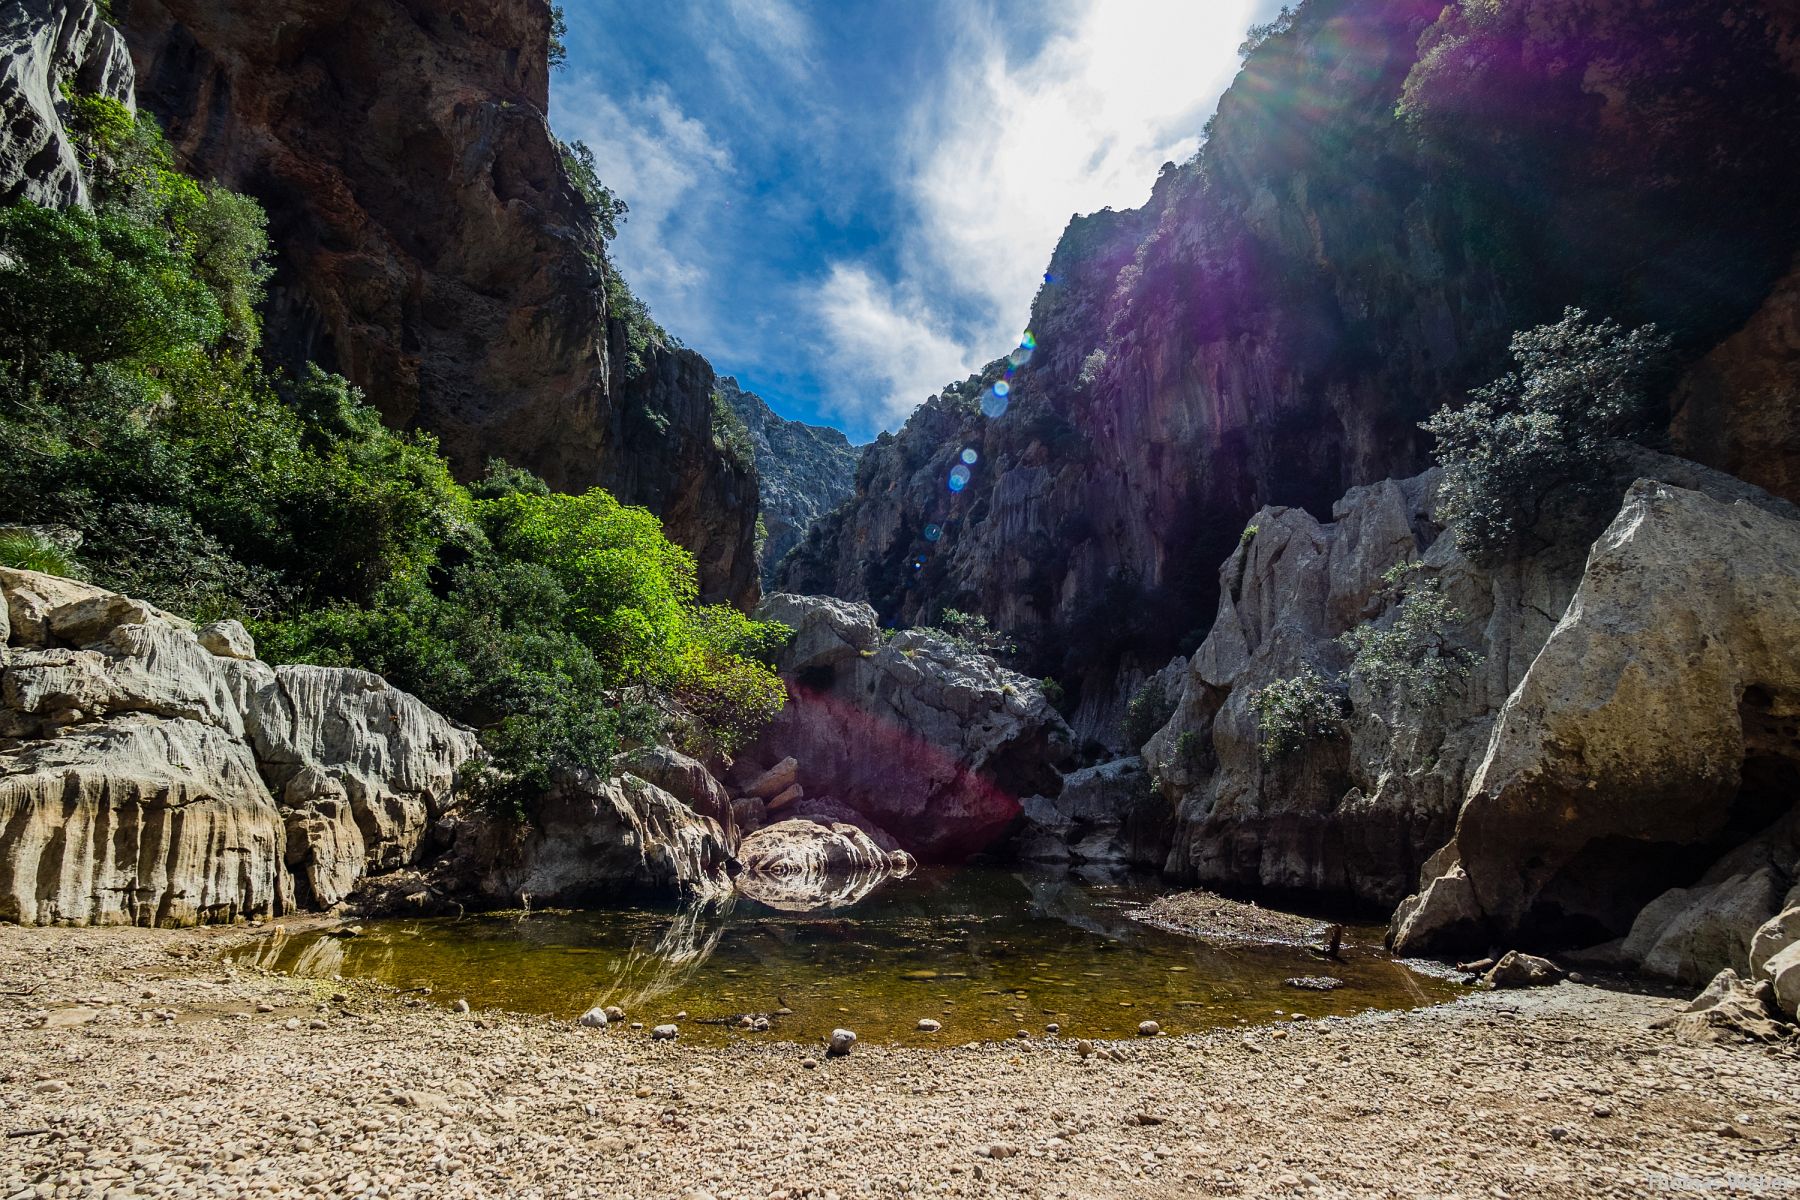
[746,593,1073,859]
[467,770,734,908]
[1395,482,1800,959]
[0,716,286,925]
[2,568,478,923]
[0,0,134,209]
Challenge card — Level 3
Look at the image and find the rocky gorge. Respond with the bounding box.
[3,0,1800,1192]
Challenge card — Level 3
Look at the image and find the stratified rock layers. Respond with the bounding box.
[0,567,478,925]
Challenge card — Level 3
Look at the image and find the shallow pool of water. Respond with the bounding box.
[229,868,1458,1045]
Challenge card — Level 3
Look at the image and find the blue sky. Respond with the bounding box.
[550,0,1282,442]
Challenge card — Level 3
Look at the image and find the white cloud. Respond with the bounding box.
[815,264,983,429]
[819,0,1269,430]
[551,81,736,346]
[725,0,812,61]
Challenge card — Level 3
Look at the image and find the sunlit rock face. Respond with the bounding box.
[1393,481,1800,966]
[0,568,478,925]
[116,0,757,603]
[0,0,134,209]
[747,593,1074,861]
[718,378,861,589]
[781,0,1800,730]
[1145,450,1798,915]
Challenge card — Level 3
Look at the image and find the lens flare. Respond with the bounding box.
[923,523,942,542]
[1021,331,1036,350]
[981,389,1010,419]
[960,447,978,465]
[948,464,972,492]
[1009,344,1034,368]
[993,380,1011,398]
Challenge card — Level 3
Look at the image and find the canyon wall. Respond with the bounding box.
[782,0,1800,737]
[115,0,758,603]
[719,378,861,588]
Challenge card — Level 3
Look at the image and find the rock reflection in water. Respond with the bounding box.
[590,893,733,1014]
[734,864,896,912]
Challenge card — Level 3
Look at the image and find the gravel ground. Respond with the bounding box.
[3,922,1799,1200]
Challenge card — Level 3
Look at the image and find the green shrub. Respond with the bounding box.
[931,608,1016,657]
[1249,667,1346,762]
[1422,308,1671,563]
[3,93,786,822]
[1339,562,1480,710]
[1122,675,1177,749]
[711,392,755,471]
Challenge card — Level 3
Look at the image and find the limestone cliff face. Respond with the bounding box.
[116,0,757,603]
[719,378,860,588]
[0,0,134,209]
[0,567,479,924]
[782,0,1800,728]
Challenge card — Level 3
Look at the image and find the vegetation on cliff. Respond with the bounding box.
[0,96,784,814]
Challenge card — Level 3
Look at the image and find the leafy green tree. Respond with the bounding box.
[1339,562,1480,710]
[1249,667,1345,762]
[1422,308,1671,563]
[0,204,222,374]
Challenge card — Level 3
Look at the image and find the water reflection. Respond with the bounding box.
[734,863,896,913]
[230,868,1456,1044]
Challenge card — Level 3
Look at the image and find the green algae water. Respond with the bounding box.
[228,868,1457,1045]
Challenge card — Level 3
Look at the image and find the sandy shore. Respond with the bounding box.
[3,922,1798,1200]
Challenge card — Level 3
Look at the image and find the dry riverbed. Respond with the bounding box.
[3,922,1798,1200]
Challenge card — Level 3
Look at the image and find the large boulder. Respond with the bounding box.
[746,593,1074,860]
[734,818,914,912]
[0,715,287,925]
[0,0,134,209]
[1393,481,1800,959]
[465,769,734,908]
[611,745,734,832]
[1,567,478,923]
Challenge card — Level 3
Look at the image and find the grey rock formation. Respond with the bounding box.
[1144,451,1799,921]
[780,0,1800,715]
[464,769,733,908]
[1655,968,1792,1044]
[718,378,860,588]
[1141,470,1577,907]
[234,664,479,909]
[1,567,479,924]
[0,0,133,209]
[1393,482,1800,964]
[747,593,1073,859]
[610,745,736,846]
[1011,757,1172,870]
[0,715,285,925]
